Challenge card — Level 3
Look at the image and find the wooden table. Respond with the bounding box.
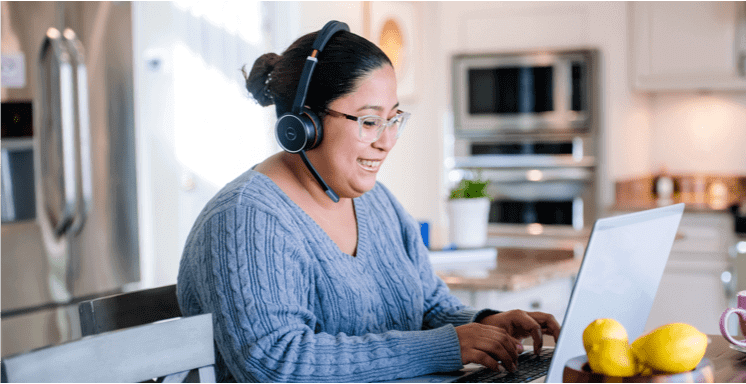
[705,335,746,383]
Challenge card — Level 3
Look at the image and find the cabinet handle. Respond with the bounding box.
[722,268,736,303]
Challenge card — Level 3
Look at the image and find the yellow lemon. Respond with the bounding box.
[583,318,629,349]
[585,339,637,377]
[630,332,653,375]
[582,319,636,377]
[635,362,653,376]
[631,323,707,374]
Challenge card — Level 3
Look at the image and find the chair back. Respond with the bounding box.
[1,313,215,383]
[79,284,181,336]
[76,284,214,382]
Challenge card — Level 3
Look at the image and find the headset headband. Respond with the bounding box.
[290,21,350,114]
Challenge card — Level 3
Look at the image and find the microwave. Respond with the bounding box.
[452,49,598,138]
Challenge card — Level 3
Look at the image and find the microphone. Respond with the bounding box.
[299,150,339,203]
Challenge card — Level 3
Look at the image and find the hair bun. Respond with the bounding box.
[244,53,281,106]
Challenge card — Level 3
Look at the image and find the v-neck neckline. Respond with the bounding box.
[253,171,365,259]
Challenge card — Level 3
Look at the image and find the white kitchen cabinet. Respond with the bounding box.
[645,258,730,335]
[452,277,574,325]
[642,212,737,335]
[631,2,746,91]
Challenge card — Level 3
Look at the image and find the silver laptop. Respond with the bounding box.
[389,203,685,383]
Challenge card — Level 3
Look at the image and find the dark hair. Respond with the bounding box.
[243,28,392,117]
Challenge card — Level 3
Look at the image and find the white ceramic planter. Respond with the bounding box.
[447,197,490,248]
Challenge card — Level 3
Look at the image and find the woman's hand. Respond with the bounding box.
[479,310,561,355]
[454,323,524,372]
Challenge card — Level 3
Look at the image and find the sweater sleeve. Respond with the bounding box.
[410,218,499,328]
[188,205,465,383]
[380,185,499,329]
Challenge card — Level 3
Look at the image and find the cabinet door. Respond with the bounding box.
[631,2,746,91]
[645,259,731,335]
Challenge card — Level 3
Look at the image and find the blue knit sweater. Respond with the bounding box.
[177,169,492,382]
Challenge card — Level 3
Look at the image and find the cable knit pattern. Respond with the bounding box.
[177,169,495,382]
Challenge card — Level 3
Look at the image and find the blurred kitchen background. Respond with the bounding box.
[2,1,745,358]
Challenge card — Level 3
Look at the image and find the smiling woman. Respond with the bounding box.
[176,20,561,383]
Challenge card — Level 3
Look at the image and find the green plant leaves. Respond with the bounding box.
[449,179,490,199]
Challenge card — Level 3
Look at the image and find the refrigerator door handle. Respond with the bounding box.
[35,27,79,240]
[63,28,92,235]
[34,27,79,304]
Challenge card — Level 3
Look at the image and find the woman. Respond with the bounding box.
[177,21,560,382]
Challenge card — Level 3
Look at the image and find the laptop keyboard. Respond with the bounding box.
[452,348,554,383]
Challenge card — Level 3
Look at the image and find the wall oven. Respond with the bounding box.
[450,49,600,257]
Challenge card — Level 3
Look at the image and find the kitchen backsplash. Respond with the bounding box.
[615,174,746,212]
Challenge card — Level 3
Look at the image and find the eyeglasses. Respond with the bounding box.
[324,108,410,143]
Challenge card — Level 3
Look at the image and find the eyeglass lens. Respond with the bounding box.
[359,114,407,143]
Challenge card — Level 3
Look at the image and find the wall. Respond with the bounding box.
[648,92,746,175]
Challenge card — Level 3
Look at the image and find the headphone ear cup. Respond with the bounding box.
[275,109,322,153]
[275,113,308,153]
[301,107,323,150]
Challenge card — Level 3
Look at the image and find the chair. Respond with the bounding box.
[77,284,214,382]
[78,284,181,336]
[0,313,216,383]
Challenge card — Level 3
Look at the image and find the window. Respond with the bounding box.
[134,1,296,286]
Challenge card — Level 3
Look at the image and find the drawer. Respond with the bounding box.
[671,213,733,254]
[671,225,726,254]
[612,211,733,255]
[668,250,728,264]
[473,278,574,323]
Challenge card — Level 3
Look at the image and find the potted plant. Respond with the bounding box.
[448,177,491,248]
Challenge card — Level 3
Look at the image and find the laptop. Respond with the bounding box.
[389,203,685,383]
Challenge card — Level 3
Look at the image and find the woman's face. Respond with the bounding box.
[308,65,399,199]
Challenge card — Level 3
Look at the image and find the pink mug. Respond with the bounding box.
[720,290,746,348]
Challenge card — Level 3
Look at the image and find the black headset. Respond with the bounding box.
[275,20,349,203]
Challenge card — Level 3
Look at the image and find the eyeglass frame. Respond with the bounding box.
[323,107,410,143]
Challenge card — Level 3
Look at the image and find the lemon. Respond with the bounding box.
[582,318,636,377]
[635,362,653,376]
[585,339,637,377]
[631,323,707,374]
[583,318,629,348]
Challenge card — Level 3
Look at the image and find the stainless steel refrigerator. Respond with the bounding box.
[1,2,140,357]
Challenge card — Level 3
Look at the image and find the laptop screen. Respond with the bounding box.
[545,203,684,383]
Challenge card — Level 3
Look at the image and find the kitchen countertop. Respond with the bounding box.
[436,248,582,292]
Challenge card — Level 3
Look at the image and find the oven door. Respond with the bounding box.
[481,166,594,226]
[460,165,596,257]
